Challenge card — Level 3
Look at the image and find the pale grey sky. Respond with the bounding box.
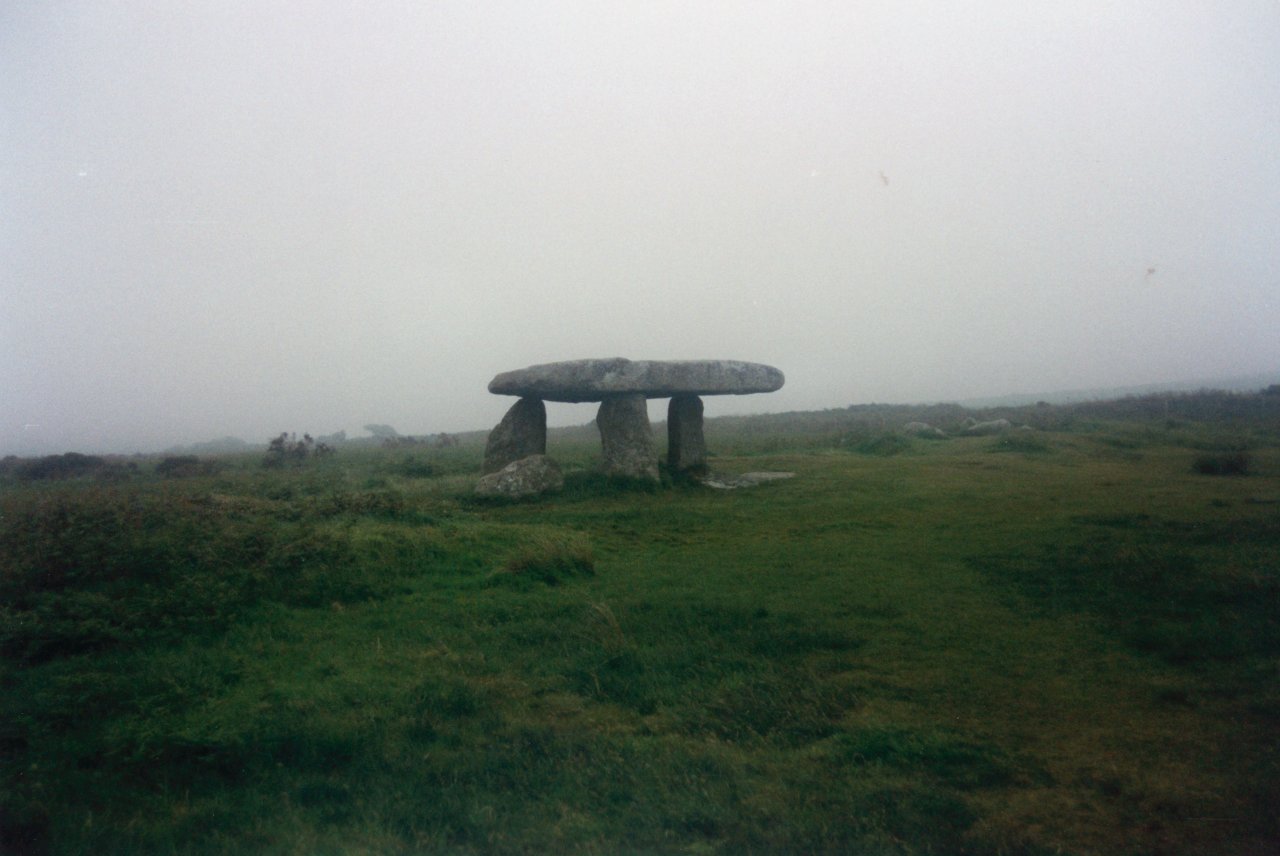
[3,1,1278,454]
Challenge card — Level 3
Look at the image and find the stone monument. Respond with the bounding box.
[482,358,784,482]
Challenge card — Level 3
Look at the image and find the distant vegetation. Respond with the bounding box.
[154,455,222,478]
[1,386,1278,854]
[1,452,136,482]
[164,436,252,456]
[261,432,334,468]
[695,387,1280,455]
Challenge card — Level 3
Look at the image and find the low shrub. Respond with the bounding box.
[394,455,437,478]
[853,433,912,456]
[981,521,1280,664]
[551,471,665,502]
[829,727,1017,789]
[1192,451,1251,476]
[495,531,595,585]
[155,455,220,478]
[307,488,409,519]
[262,433,334,468]
[0,489,261,662]
[14,452,132,481]
[0,486,411,663]
[990,432,1049,454]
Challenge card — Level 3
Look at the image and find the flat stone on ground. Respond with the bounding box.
[489,358,784,403]
[699,471,796,490]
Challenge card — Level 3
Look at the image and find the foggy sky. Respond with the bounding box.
[4,1,1279,455]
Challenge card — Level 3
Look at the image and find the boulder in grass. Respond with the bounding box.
[475,455,564,498]
[903,421,946,438]
[963,418,1013,436]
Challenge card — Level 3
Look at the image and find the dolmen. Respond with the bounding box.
[482,358,785,485]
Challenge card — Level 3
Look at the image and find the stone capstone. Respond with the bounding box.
[474,454,564,498]
[596,394,659,481]
[483,397,546,474]
[489,358,784,403]
[667,394,707,474]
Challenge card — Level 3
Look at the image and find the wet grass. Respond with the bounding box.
[2,424,1278,854]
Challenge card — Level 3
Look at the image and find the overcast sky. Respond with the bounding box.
[3,1,1278,454]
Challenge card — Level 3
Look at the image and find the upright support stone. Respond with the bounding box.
[483,397,546,474]
[596,394,659,481]
[667,394,707,475]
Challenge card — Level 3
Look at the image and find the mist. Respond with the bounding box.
[4,1,1278,455]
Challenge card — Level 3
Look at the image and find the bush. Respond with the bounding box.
[16,452,107,481]
[990,432,1049,454]
[262,433,333,468]
[395,455,437,478]
[854,434,912,456]
[0,487,397,663]
[155,455,220,478]
[494,531,595,586]
[1192,451,1251,476]
[0,489,260,662]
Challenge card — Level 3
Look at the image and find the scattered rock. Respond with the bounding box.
[483,397,546,473]
[963,418,1013,435]
[474,454,563,498]
[903,421,946,437]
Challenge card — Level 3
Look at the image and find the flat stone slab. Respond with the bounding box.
[699,471,796,490]
[488,358,784,403]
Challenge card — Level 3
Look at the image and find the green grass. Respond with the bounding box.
[2,417,1279,854]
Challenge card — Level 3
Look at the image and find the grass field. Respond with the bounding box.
[2,399,1278,854]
